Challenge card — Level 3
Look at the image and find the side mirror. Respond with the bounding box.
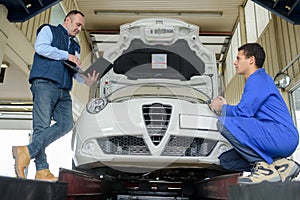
[274,72,291,89]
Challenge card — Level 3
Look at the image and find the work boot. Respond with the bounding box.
[273,158,300,182]
[35,169,58,181]
[238,161,281,184]
[12,146,30,178]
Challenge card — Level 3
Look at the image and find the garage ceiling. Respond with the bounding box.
[0,0,62,22]
[77,0,247,63]
[2,0,300,64]
[0,0,249,64]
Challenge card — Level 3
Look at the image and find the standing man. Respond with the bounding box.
[12,10,99,181]
[209,43,300,184]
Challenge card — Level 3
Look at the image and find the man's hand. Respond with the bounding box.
[68,54,81,67]
[82,70,99,86]
[209,96,227,114]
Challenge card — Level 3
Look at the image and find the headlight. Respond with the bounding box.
[86,98,108,114]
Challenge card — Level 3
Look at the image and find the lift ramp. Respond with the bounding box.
[0,175,67,200]
[58,168,111,199]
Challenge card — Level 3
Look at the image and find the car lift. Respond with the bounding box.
[1,168,300,200]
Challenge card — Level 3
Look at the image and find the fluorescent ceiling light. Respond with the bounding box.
[0,112,32,120]
[94,10,223,17]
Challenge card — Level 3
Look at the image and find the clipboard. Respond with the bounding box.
[64,57,113,80]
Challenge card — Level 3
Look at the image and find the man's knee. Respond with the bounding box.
[216,120,232,139]
[64,120,73,133]
[58,116,73,134]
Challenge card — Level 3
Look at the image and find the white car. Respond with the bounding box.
[72,18,231,181]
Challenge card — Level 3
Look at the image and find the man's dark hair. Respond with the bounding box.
[238,43,265,68]
[64,10,84,21]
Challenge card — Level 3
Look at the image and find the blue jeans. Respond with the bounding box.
[28,79,73,171]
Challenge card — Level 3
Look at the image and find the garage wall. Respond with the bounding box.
[14,9,51,47]
[258,15,300,85]
[0,5,34,102]
[224,14,300,105]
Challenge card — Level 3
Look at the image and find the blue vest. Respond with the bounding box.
[29,24,80,91]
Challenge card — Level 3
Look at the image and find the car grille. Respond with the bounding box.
[142,103,172,146]
[162,136,216,156]
[97,136,216,156]
[97,136,151,155]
